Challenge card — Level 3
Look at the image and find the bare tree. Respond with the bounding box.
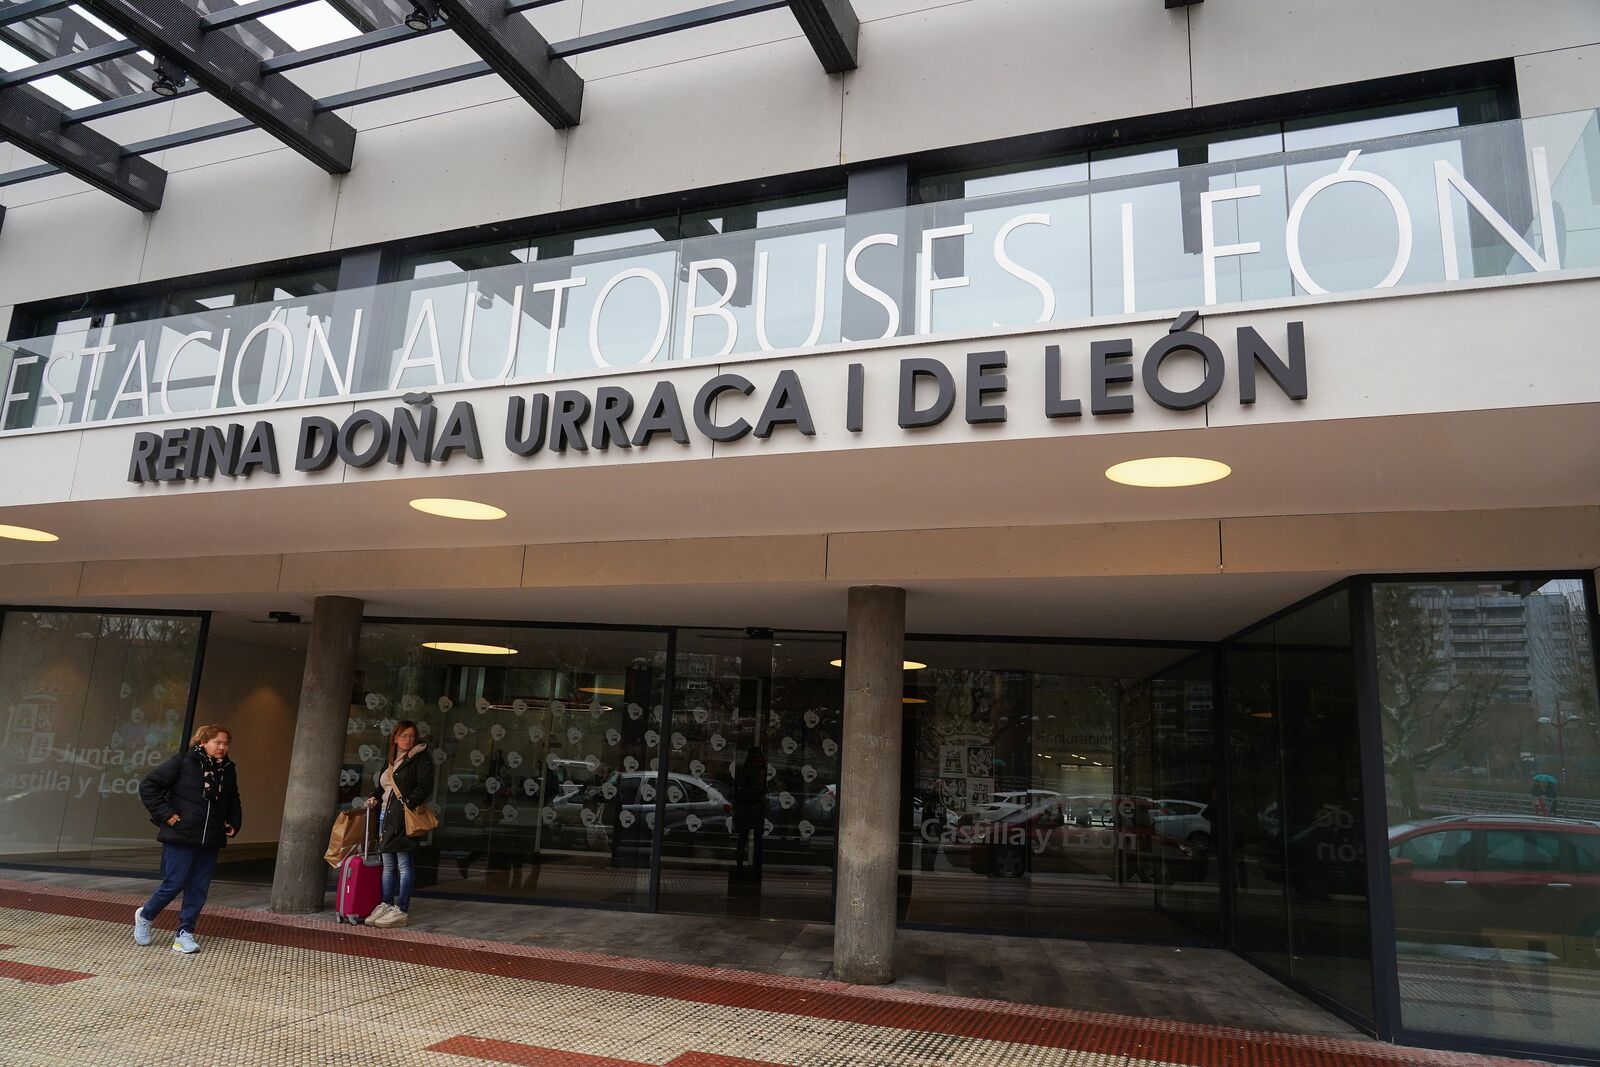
[1375,586,1502,820]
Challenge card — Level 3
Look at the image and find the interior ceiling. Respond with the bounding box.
[2,404,1597,566]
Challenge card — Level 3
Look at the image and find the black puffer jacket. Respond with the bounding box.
[370,744,435,853]
[139,747,242,849]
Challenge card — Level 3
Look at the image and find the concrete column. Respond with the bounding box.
[270,595,364,914]
[833,585,906,984]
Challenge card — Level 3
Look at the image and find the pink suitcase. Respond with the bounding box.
[334,810,382,924]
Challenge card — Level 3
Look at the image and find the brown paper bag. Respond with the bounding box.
[324,809,366,867]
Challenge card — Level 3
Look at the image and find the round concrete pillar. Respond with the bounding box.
[270,595,364,914]
[833,585,906,984]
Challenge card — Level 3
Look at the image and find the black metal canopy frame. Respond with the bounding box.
[0,0,861,211]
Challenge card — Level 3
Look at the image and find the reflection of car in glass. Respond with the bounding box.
[1152,799,1213,850]
[1388,815,1600,967]
[911,794,961,833]
[972,789,1061,822]
[549,771,730,852]
[802,783,837,826]
[964,793,1205,884]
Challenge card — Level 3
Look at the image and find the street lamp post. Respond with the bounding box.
[1536,704,1584,793]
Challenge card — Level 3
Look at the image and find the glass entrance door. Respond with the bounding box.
[657,629,844,921]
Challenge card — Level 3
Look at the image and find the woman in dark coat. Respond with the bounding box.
[133,724,241,954]
[363,719,434,928]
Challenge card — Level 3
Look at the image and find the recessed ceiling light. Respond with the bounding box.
[829,659,927,670]
[421,641,517,655]
[409,498,506,520]
[0,524,59,542]
[1105,457,1231,488]
[578,686,626,696]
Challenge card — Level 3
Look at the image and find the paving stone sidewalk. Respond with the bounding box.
[0,877,1551,1067]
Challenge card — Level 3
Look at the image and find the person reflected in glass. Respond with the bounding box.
[363,720,433,928]
[132,724,241,955]
[918,779,947,872]
[732,746,768,878]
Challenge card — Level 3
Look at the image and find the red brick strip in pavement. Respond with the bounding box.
[426,1036,789,1067]
[426,1035,653,1067]
[0,944,94,986]
[0,878,1527,1067]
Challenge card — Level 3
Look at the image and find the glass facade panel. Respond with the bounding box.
[10,109,1600,434]
[0,610,203,869]
[656,630,844,921]
[898,640,1219,939]
[344,623,668,908]
[1225,589,1373,1023]
[1376,578,1600,1051]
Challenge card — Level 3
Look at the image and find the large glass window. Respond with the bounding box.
[656,629,844,921]
[1225,588,1373,1023]
[344,622,669,909]
[1376,578,1599,1051]
[0,610,204,870]
[898,640,1220,940]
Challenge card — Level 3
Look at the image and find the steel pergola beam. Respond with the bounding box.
[0,80,163,209]
[0,37,142,89]
[78,0,356,173]
[1,5,156,103]
[787,0,857,73]
[324,0,411,32]
[0,1,72,28]
[435,0,583,129]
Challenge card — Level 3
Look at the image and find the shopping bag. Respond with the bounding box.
[325,809,367,867]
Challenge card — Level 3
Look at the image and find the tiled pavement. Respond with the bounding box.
[0,875,1554,1067]
[0,869,1356,1037]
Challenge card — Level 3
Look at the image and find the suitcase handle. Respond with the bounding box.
[364,803,372,860]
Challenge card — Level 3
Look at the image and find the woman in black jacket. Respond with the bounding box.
[363,719,434,928]
[133,724,241,954]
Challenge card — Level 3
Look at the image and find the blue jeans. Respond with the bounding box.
[381,850,413,912]
[141,843,220,934]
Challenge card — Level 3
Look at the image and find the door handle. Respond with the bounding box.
[1444,879,1469,887]
[1547,882,1573,890]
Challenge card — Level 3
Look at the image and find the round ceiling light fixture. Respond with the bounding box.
[829,658,927,671]
[421,641,518,656]
[1105,457,1232,488]
[408,497,507,521]
[0,523,59,543]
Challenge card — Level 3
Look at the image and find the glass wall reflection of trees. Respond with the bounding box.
[1376,578,1600,1052]
[899,640,1221,940]
[343,624,669,907]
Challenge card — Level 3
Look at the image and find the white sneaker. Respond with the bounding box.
[133,907,153,947]
[363,904,392,924]
[172,930,200,954]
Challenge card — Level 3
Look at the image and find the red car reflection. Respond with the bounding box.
[1389,815,1600,967]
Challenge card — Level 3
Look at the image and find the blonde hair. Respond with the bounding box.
[189,724,231,748]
